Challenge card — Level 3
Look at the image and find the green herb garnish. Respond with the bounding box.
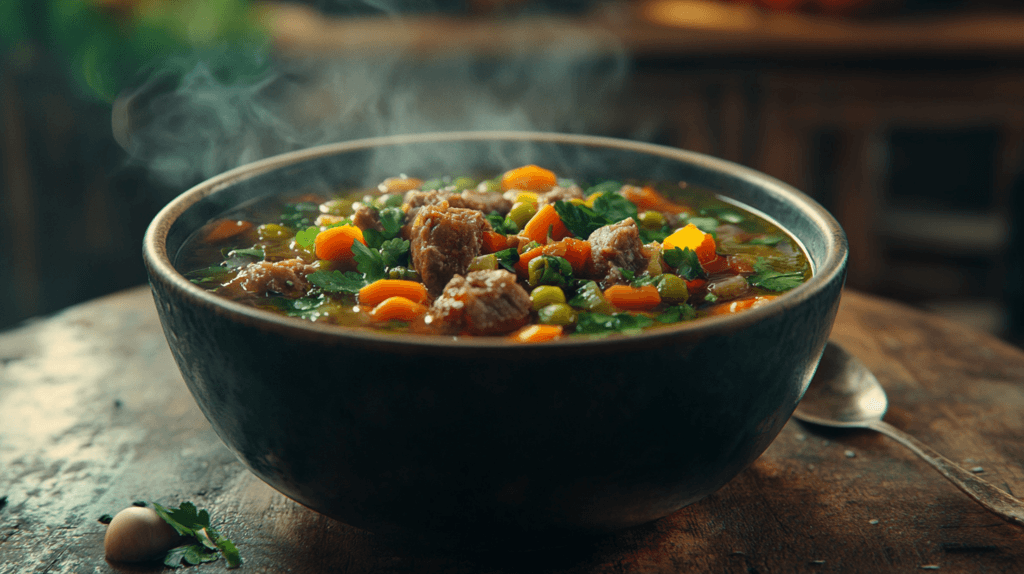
[662,247,705,281]
[656,304,696,323]
[294,226,319,249]
[748,258,805,292]
[576,312,654,334]
[280,202,319,229]
[152,501,242,569]
[307,270,366,294]
[493,247,520,273]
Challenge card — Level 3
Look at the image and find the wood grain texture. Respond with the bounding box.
[1,286,1023,573]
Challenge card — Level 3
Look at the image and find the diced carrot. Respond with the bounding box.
[204,219,253,242]
[369,296,428,323]
[482,231,509,254]
[559,237,591,274]
[706,295,778,316]
[358,279,429,307]
[513,241,568,277]
[522,203,570,244]
[603,284,662,311]
[510,324,563,343]
[620,185,691,215]
[314,225,365,262]
[663,223,717,264]
[501,165,557,192]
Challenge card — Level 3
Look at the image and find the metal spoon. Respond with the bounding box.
[794,341,1024,527]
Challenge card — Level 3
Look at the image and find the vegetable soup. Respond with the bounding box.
[176,165,811,341]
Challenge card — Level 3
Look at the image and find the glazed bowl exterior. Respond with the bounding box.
[143,132,847,544]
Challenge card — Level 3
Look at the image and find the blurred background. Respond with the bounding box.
[2,0,1023,345]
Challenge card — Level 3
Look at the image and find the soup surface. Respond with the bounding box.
[177,165,811,341]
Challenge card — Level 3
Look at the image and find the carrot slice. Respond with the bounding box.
[706,295,778,316]
[663,223,717,264]
[510,324,563,343]
[369,296,428,322]
[620,185,691,215]
[603,284,662,311]
[358,279,429,307]
[522,203,570,244]
[205,219,253,242]
[482,231,509,254]
[501,165,557,192]
[314,225,365,262]
[559,237,591,273]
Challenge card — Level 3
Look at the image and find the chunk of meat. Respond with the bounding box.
[409,202,491,295]
[458,188,513,215]
[351,202,383,232]
[538,185,585,205]
[220,258,318,298]
[587,218,649,286]
[427,270,532,335]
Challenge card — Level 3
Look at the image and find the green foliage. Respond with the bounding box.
[152,501,242,569]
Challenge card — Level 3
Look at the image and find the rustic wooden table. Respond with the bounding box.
[2,286,1023,573]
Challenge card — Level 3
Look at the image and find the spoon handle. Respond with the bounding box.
[868,419,1024,527]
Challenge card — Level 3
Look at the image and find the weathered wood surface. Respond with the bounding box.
[1,286,1023,573]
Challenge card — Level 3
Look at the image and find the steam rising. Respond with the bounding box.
[116,4,631,193]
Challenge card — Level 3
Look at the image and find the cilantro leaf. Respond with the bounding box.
[576,312,654,334]
[308,270,366,293]
[152,501,243,569]
[585,180,622,196]
[294,226,319,249]
[748,258,805,292]
[280,201,319,229]
[656,304,696,323]
[552,201,605,239]
[186,265,233,286]
[378,207,405,238]
[352,240,386,281]
[639,225,671,244]
[592,192,637,224]
[264,296,327,319]
[380,238,411,269]
[493,248,520,273]
[362,228,384,248]
[485,212,518,235]
[662,247,706,281]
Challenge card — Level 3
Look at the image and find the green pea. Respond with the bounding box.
[530,285,566,311]
[537,303,577,326]
[258,223,291,240]
[388,267,421,281]
[508,201,538,229]
[468,254,498,272]
[657,274,689,303]
[452,176,477,191]
[639,211,666,230]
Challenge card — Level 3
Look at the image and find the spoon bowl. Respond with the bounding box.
[795,341,1024,527]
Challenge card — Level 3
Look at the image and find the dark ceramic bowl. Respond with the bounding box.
[143,132,847,545]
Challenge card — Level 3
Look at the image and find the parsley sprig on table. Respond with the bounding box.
[152,501,242,569]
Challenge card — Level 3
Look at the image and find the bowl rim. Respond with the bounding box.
[143,130,848,351]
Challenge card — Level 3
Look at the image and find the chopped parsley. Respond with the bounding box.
[152,501,242,569]
[265,295,328,319]
[279,202,319,229]
[486,212,519,235]
[591,192,637,224]
[748,258,805,292]
[493,247,520,273]
[662,247,705,281]
[656,304,696,323]
[308,270,366,294]
[576,312,654,335]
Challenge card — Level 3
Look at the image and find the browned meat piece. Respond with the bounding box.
[538,185,585,205]
[409,202,491,295]
[404,189,455,210]
[351,202,383,232]
[587,218,649,286]
[427,270,532,335]
[458,188,513,215]
[220,258,318,298]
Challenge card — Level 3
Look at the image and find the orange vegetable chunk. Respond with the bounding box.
[522,203,570,244]
[510,324,563,343]
[603,284,662,311]
[205,219,253,242]
[501,164,557,192]
[369,296,428,323]
[620,185,691,215]
[663,223,717,264]
[314,225,365,262]
[481,231,509,254]
[358,279,429,307]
